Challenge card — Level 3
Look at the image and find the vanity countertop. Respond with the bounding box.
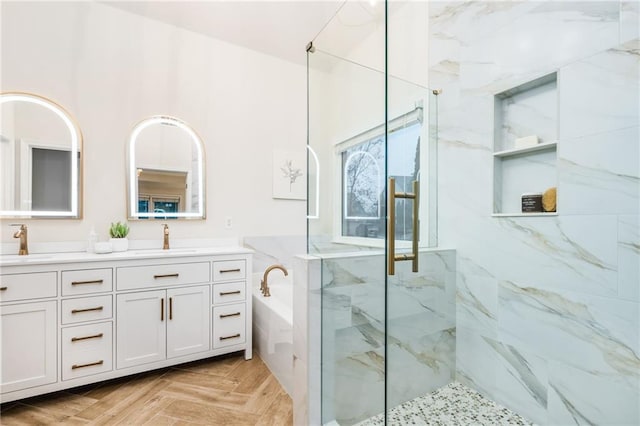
[0,246,253,267]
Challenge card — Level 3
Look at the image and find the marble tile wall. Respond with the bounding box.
[243,235,306,273]
[313,249,456,425]
[430,1,639,425]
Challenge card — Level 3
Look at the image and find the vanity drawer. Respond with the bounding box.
[213,281,246,305]
[61,295,113,325]
[62,268,113,296]
[0,272,57,302]
[62,322,113,381]
[213,303,246,349]
[117,262,210,291]
[212,260,246,282]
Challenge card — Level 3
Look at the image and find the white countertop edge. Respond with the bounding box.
[0,243,252,267]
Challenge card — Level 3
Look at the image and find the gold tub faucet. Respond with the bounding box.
[11,224,28,255]
[261,264,288,297]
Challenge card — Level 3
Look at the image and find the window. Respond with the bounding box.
[338,113,422,241]
[137,195,180,219]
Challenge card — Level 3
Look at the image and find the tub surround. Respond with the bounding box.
[243,235,305,273]
[252,271,294,396]
[0,244,253,403]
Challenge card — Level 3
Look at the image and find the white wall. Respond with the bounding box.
[0,1,306,243]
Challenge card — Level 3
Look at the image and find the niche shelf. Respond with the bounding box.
[493,72,559,216]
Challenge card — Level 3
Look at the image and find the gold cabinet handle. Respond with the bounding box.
[71,279,104,286]
[154,273,179,279]
[219,290,241,296]
[219,312,241,318]
[219,268,241,273]
[220,333,241,340]
[0,286,7,291]
[71,306,104,314]
[72,360,104,370]
[169,297,173,320]
[71,333,104,342]
[161,298,164,321]
[388,178,419,276]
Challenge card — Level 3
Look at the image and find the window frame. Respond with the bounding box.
[332,107,426,248]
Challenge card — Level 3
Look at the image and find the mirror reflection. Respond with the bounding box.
[0,92,82,218]
[128,115,205,219]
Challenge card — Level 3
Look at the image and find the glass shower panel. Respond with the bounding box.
[308,48,387,425]
[307,1,441,424]
[385,0,451,422]
[385,86,453,418]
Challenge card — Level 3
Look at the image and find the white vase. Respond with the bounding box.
[110,238,129,252]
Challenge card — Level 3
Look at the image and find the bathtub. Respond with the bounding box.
[252,271,293,396]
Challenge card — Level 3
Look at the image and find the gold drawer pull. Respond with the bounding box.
[220,333,241,340]
[71,306,104,314]
[0,286,7,291]
[71,333,104,342]
[219,268,241,273]
[220,312,241,318]
[71,279,104,286]
[72,360,104,370]
[154,273,179,279]
[220,290,241,296]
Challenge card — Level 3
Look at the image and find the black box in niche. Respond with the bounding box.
[522,193,543,212]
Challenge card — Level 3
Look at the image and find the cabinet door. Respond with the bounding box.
[166,285,210,359]
[1,301,57,393]
[116,290,166,369]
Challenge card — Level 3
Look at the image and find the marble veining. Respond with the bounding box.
[498,281,640,378]
[319,251,456,425]
[431,1,639,424]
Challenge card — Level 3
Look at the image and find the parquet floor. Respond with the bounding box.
[0,352,292,425]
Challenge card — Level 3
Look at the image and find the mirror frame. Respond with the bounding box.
[0,91,83,219]
[127,115,206,220]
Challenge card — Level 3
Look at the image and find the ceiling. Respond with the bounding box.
[104,1,346,66]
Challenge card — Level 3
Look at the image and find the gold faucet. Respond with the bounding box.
[11,224,28,255]
[162,224,170,250]
[261,264,288,297]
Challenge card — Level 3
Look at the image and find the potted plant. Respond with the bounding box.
[109,221,130,252]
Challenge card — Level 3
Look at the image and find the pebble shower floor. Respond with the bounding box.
[356,382,532,426]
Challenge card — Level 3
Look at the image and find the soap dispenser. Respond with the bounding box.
[86,226,97,253]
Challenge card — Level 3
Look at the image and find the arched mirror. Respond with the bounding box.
[0,92,83,218]
[127,115,205,219]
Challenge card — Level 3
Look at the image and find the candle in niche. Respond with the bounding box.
[543,187,557,212]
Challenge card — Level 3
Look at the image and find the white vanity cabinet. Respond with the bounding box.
[0,248,252,403]
[0,271,58,394]
[117,285,210,368]
[0,300,57,393]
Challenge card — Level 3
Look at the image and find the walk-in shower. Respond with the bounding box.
[302,1,639,425]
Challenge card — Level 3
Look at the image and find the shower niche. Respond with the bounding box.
[492,72,558,216]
